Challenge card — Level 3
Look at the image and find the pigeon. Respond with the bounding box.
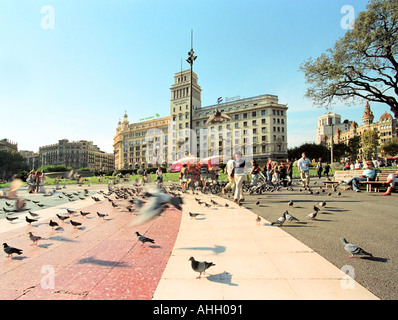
[288,200,294,207]
[340,238,373,258]
[49,220,59,228]
[256,201,260,206]
[28,232,42,245]
[256,215,261,225]
[271,211,287,227]
[6,216,18,223]
[307,211,318,220]
[70,220,82,228]
[135,232,155,245]
[97,212,108,219]
[66,209,76,214]
[189,212,200,219]
[32,200,40,204]
[3,243,23,257]
[285,211,300,222]
[206,109,231,124]
[80,211,90,217]
[319,201,326,208]
[37,203,45,207]
[129,187,183,226]
[111,202,118,208]
[5,201,12,207]
[56,214,69,222]
[29,211,39,217]
[189,256,215,279]
[25,216,37,224]
[225,203,229,208]
[313,205,320,212]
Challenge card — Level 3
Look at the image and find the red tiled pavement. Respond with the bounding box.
[0,190,182,300]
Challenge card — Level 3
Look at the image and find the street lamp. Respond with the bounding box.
[329,117,334,163]
[186,30,197,155]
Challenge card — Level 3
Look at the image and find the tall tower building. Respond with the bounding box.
[169,69,202,161]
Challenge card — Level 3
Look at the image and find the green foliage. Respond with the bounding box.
[361,129,379,158]
[300,0,398,118]
[77,167,90,172]
[0,150,29,179]
[288,143,329,162]
[381,137,398,156]
[347,136,362,158]
[36,164,72,173]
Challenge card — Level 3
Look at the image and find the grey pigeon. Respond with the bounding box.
[28,232,42,245]
[288,200,294,207]
[70,220,82,228]
[26,216,37,224]
[189,256,215,279]
[340,238,373,258]
[56,214,69,222]
[3,243,23,257]
[129,187,183,226]
[49,220,59,228]
[97,212,108,219]
[307,211,318,220]
[189,212,200,219]
[319,201,326,208]
[135,232,154,245]
[285,211,299,222]
[271,211,287,227]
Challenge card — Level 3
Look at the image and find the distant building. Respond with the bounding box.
[0,138,18,152]
[113,69,289,169]
[19,150,39,170]
[333,102,398,159]
[317,113,351,146]
[39,139,114,171]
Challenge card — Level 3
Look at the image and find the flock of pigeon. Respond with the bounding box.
[1,178,373,281]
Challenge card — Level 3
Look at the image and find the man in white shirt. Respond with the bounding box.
[297,152,312,188]
[381,169,398,196]
[222,157,236,194]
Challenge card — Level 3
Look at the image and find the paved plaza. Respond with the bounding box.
[1,179,394,300]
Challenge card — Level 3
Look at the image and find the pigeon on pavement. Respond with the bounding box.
[26,216,37,224]
[70,220,82,228]
[56,214,69,222]
[319,201,326,208]
[189,212,200,219]
[135,232,155,245]
[3,243,23,257]
[80,211,90,217]
[28,232,42,245]
[6,216,18,223]
[189,256,215,279]
[285,211,300,222]
[97,212,108,219]
[340,238,373,258]
[288,200,294,207]
[49,220,59,228]
[271,211,287,227]
[307,211,318,220]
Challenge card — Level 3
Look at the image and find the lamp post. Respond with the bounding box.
[186,30,197,156]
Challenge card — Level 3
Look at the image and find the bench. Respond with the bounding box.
[360,169,398,192]
[323,170,364,189]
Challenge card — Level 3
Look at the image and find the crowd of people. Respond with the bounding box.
[26,170,46,193]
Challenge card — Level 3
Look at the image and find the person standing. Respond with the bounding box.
[233,151,247,204]
[297,152,311,188]
[285,158,293,186]
[250,160,261,186]
[316,161,323,179]
[156,167,163,185]
[222,157,235,194]
[180,164,188,190]
[265,158,273,184]
[324,162,331,180]
[200,163,209,189]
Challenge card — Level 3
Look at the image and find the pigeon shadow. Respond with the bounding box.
[148,245,162,249]
[177,245,226,254]
[77,256,130,268]
[360,256,389,263]
[37,243,53,249]
[206,271,238,286]
[46,235,76,242]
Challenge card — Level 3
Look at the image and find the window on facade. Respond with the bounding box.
[252,120,256,126]
[243,113,247,119]
[243,122,247,127]
[252,112,256,117]
[262,119,266,124]
[261,110,266,116]
[235,115,239,120]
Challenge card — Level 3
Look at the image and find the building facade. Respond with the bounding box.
[39,139,114,171]
[333,102,397,158]
[317,113,352,146]
[113,69,288,169]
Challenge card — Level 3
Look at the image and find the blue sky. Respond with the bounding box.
[1,0,386,154]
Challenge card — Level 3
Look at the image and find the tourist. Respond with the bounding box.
[156,167,163,185]
[265,158,273,184]
[200,163,209,189]
[354,159,362,170]
[381,169,398,196]
[324,162,331,180]
[342,161,376,192]
[285,158,293,186]
[250,160,261,186]
[279,161,287,187]
[233,151,247,204]
[143,169,148,183]
[222,156,235,194]
[372,157,380,169]
[316,161,323,179]
[27,170,36,193]
[180,164,188,190]
[297,152,311,188]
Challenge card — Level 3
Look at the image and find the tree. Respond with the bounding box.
[0,150,29,180]
[288,143,329,162]
[361,129,379,158]
[300,0,398,117]
[380,137,398,156]
[347,135,362,159]
[332,142,351,161]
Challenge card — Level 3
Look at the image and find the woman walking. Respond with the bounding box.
[233,151,247,205]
